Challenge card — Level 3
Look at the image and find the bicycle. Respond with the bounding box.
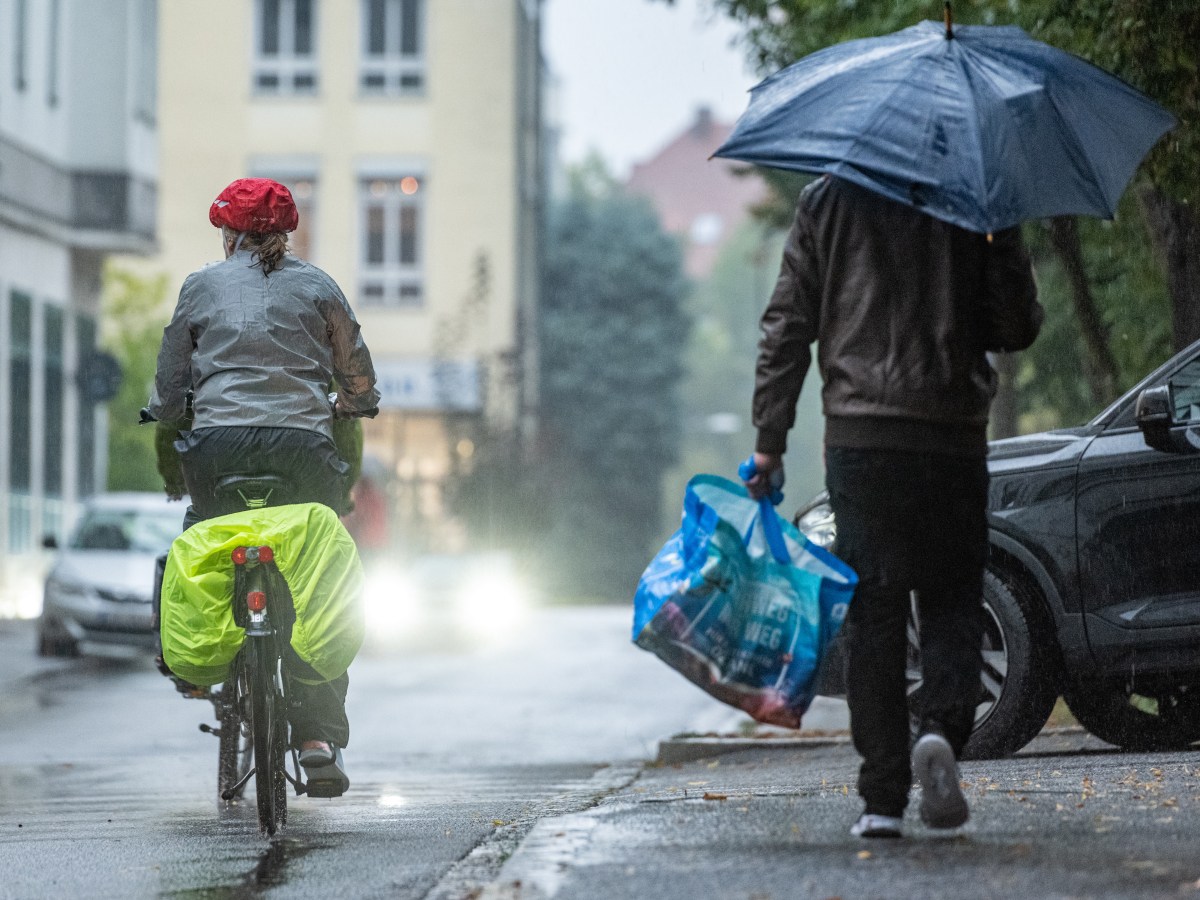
[205,475,304,835]
[163,473,309,835]
[143,398,374,835]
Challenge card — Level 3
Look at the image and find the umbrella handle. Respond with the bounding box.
[944,2,953,40]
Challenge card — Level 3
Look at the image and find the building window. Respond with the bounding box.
[360,0,425,95]
[14,0,28,92]
[359,175,425,307]
[76,314,97,498]
[133,0,157,123]
[43,306,64,500]
[43,306,64,542]
[9,292,33,553]
[46,0,60,106]
[251,171,317,260]
[254,0,318,95]
[288,178,316,260]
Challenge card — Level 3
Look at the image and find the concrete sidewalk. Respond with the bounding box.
[483,727,1200,900]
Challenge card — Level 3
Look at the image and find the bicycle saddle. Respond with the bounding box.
[214,474,293,511]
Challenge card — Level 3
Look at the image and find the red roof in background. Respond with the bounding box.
[626,107,767,278]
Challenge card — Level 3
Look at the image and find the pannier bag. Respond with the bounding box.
[161,502,365,686]
[633,475,857,729]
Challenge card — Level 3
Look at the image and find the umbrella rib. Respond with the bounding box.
[954,40,999,231]
[1046,91,1119,218]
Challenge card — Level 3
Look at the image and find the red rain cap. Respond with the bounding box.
[209,178,299,233]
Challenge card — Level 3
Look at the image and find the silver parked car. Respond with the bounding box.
[38,492,184,657]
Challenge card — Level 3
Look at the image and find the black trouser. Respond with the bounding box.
[178,426,352,748]
[825,446,988,818]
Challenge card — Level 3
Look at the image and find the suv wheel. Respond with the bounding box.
[1062,680,1200,751]
[907,570,1059,760]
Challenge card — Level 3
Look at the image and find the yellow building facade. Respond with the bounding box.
[145,0,543,552]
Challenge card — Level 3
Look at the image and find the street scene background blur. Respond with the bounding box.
[0,0,1194,617]
[6,3,1200,897]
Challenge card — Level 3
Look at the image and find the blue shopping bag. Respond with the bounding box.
[633,474,857,728]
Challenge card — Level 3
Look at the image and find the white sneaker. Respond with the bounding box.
[850,813,903,838]
[912,733,969,829]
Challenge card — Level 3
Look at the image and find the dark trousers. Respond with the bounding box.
[825,446,988,817]
[178,426,352,748]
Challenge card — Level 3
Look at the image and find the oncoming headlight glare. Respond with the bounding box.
[455,568,529,640]
[363,565,422,639]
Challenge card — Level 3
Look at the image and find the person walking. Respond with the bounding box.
[743,174,1042,838]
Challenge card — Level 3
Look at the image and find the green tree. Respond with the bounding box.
[102,265,170,492]
[539,160,691,597]
[665,219,826,513]
[1039,1,1200,351]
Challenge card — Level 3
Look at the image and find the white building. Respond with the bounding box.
[0,0,159,615]
[145,0,544,552]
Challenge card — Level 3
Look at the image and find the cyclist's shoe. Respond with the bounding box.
[173,677,209,699]
[298,741,335,767]
[300,742,349,798]
[156,653,208,698]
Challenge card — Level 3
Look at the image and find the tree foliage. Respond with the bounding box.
[538,160,691,596]
[665,220,826,507]
[102,266,170,492]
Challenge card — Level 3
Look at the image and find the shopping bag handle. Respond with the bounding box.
[738,457,792,565]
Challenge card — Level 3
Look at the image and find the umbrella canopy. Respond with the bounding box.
[713,20,1177,233]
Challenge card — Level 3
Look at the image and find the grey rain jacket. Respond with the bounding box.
[149,250,379,441]
[753,176,1042,457]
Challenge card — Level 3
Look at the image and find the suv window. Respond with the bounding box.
[1170,357,1200,424]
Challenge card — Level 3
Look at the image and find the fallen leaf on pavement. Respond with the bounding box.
[703,792,728,801]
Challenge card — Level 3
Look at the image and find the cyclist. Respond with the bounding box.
[149,177,379,797]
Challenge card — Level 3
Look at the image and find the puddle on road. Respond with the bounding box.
[163,837,333,898]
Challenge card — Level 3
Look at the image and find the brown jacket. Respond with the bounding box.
[753,176,1042,457]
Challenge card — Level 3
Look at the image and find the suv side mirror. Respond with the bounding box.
[1136,385,1189,453]
[42,535,59,550]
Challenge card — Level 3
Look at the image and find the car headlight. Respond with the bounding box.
[795,501,837,549]
[44,577,93,602]
[454,570,529,640]
[363,566,423,639]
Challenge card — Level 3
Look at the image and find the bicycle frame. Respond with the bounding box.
[214,543,311,835]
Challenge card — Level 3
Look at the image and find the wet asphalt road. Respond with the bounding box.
[0,606,727,899]
[9,607,1200,899]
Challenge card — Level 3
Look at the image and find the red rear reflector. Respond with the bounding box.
[258,545,274,563]
[231,546,248,565]
[247,591,267,611]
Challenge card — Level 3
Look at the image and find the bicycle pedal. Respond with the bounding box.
[301,749,349,798]
[305,778,347,799]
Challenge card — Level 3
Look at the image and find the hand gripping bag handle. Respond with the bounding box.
[738,457,791,565]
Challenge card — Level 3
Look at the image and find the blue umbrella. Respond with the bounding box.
[713,17,1177,233]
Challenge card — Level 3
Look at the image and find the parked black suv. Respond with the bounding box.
[795,339,1200,759]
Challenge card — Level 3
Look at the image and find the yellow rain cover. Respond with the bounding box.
[161,503,365,686]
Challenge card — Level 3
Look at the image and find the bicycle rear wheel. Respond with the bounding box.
[216,672,252,801]
[248,640,287,835]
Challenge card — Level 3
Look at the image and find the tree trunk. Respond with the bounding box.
[1047,217,1119,406]
[1138,187,1200,352]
